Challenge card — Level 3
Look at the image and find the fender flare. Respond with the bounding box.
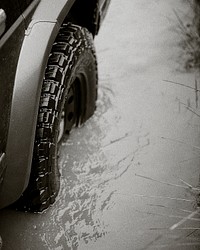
[0,0,75,207]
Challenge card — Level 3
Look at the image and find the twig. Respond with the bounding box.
[195,78,198,108]
[147,204,194,214]
[149,227,200,231]
[178,178,200,191]
[140,235,163,250]
[135,209,200,222]
[103,131,133,147]
[161,136,200,151]
[135,173,189,189]
[115,192,194,202]
[116,152,134,166]
[179,155,200,163]
[181,102,200,118]
[186,229,199,238]
[163,79,200,92]
[173,9,196,50]
[153,242,200,248]
[169,209,200,230]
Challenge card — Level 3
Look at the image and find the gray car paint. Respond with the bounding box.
[0,0,75,208]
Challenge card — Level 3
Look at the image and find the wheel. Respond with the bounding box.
[16,22,98,212]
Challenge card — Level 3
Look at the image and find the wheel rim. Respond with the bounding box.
[58,84,76,142]
[58,111,65,143]
[57,75,86,143]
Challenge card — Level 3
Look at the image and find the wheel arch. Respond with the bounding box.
[0,0,77,208]
[67,0,100,35]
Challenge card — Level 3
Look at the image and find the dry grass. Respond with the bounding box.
[178,0,200,70]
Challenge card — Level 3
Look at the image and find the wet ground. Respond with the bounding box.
[0,0,200,249]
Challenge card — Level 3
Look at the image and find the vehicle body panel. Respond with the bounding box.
[0,0,26,197]
[0,0,110,208]
[0,0,75,208]
[0,9,6,37]
[18,0,35,13]
[0,1,21,32]
[99,0,111,24]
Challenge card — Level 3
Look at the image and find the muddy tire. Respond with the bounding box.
[17,23,98,212]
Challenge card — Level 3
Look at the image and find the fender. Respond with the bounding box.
[0,0,75,207]
[99,0,111,25]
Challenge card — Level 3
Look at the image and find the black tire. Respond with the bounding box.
[17,23,98,212]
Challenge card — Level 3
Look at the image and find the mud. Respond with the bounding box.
[0,0,200,249]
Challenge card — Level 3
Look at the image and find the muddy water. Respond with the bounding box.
[0,0,200,249]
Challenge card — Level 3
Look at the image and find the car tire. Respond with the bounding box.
[17,22,98,212]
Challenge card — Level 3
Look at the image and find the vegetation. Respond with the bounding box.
[194,0,200,35]
[179,0,200,70]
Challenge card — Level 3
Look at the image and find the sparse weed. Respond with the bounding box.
[178,0,200,70]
